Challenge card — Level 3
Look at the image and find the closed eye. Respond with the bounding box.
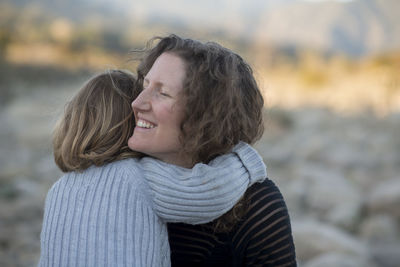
[156,86,171,98]
[160,91,171,97]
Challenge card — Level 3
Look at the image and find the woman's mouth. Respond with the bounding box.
[136,119,156,129]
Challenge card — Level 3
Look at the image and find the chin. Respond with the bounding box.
[128,139,148,156]
[127,137,136,151]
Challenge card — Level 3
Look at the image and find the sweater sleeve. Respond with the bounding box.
[139,142,267,224]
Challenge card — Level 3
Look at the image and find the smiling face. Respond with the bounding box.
[128,52,190,166]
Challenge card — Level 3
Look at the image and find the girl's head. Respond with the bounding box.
[129,34,264,165]
[53,69,141,172]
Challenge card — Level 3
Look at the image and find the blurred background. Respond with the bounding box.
[0,0,399,266]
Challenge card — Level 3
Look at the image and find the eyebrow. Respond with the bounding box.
[144,77,161,86]
[144,77,171,91]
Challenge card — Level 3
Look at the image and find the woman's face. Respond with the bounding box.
[128,52,189,166]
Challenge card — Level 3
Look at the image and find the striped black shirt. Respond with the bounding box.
[167,179,297,266]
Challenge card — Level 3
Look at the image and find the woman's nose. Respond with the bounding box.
[132,88,151,111]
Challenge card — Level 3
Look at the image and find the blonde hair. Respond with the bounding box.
[53,69,142,172]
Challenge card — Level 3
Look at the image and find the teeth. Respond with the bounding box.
[137,119,155,129]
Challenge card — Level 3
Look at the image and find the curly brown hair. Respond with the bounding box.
[135,34,264,164]
[134,35,265,231]
[53,69,142,172]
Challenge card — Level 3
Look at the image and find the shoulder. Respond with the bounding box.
[246,178,286,206]
[87,158,145,186]
[233,179,296,265]
[46,159,150,201]
[235,179,291,240]
[97,159,152,197]
[104,158,141,174]
[43,160,156,225]
[240,178,291,231]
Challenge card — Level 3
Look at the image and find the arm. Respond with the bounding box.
[139,142,267,224]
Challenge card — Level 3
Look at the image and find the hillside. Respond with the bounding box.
[1,0,399,57]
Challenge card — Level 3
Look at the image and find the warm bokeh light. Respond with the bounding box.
[1,0,399,115]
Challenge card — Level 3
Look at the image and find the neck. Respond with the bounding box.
[158,154,194,168]
[166,158,194,168]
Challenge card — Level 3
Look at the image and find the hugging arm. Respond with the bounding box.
[139,142,267,224]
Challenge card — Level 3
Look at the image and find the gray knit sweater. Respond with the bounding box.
[38,143,266,267]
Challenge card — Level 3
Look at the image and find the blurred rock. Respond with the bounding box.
[366,178,400,221]
[360,214,399,242]
[1,84,400,267]
[304,252,377,267]
[0,179,19,200]
[369,242,400,267]
[288,167,363,230]
[293,219,367,261]
[33,155,61,183]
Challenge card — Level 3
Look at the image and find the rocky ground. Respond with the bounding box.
[0,83,399,267]
[257,108,400,267]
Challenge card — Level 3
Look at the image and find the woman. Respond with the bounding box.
[129,35,297,266]
[39,69,266,266]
